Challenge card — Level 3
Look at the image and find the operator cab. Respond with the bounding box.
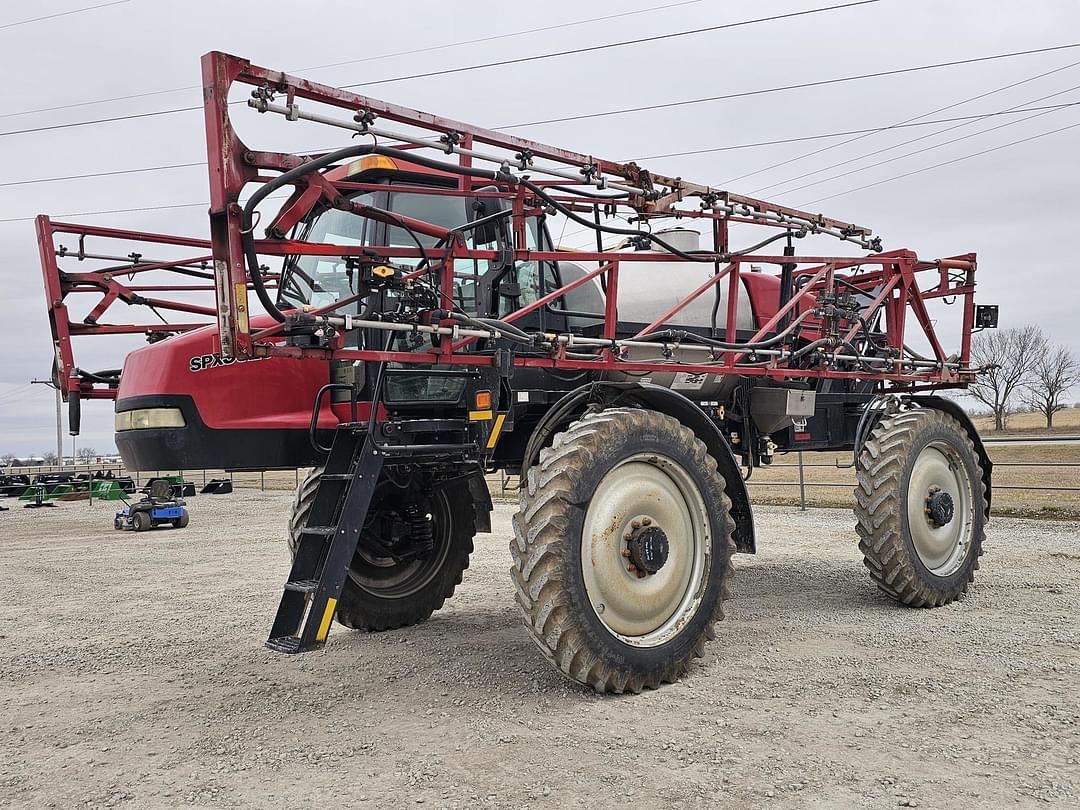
[276,155,601,327]
[275,155,605,414]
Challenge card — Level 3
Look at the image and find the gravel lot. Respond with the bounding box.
[1,493,1077,809]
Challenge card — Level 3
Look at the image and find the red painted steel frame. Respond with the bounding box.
[191,52,977,392]
[36,216,277,400]
[35,50,980,402]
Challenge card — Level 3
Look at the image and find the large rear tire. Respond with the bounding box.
[287,469,476,631]
[854,407,987,607]
[511,408,735,694]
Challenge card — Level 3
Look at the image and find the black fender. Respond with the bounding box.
[523,381,755,553]
[465,472,493,534]
[909,395,993,516]
[612,383,755,553]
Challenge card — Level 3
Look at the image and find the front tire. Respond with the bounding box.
[854,407,987,607]
[511,408,735,694]
[287,469,476,631]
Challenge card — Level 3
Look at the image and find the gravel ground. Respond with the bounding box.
[1,493,1077,809]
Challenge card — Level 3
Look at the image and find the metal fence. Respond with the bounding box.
[1,463,305,493]
[6,451,1078,511]
[485,448,1080,511]
[746,453,1080,510]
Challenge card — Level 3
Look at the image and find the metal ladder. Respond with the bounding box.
[265,424,383,653]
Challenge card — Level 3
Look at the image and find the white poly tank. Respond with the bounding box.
[558,228,756,398]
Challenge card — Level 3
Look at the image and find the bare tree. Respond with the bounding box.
[0,452,16,467]
[41,451,59,465]
[968,325,1046,431]
[1021,344,1080,429]
[76,446,98,463]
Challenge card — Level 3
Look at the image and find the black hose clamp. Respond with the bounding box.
[514,150,533,171]
[440,130,461,154]
[353,108,377,130]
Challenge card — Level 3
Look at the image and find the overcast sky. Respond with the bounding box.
[2,0,1079,458]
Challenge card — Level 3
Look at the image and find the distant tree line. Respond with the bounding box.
[968,326,1080,430]
[1,447,102,467]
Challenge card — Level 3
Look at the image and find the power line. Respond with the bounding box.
[0,0,700,121]
[0,0,129,31]
[342,2,881,90]
[631,102,1080,160]
[0,105,206,139]
[0,161,203,189]
[0,192,294,225]
[496,41,1080,129]
[745,60,1080,192]
[0,201,207,224]
[308,0,703,74]
[799,120,1080,206]
[755,83,1080,196]
[723,56,1080,186]
[0,385,42,404]
[777,97,1079,197]
[10,102,1080,190]
[7,119,1077,228]
[0,1,882,139]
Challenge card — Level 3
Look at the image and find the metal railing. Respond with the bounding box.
[483,451,1080,511]
[1,464,305,493]
[749,452,1080,510]
[6,454,1076,511]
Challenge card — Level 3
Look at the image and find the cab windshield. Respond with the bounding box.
[276,184,552,317]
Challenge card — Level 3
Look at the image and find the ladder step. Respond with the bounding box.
[265,636,308,654]
[283,579,319,594]
[302,525,337,536]
[266,430,384,656]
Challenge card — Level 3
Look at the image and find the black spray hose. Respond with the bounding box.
[241,144,509,322]
[443,311,533,346]
[644,308,814,351]
[728,229,802,257]
[523,179,807,263]
[76,368,122,384]
[521,180,717,263]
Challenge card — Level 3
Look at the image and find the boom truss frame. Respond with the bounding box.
[36,50,981,401]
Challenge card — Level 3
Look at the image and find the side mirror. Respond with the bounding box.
[467,187,510,246]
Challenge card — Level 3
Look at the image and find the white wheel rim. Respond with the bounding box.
[580,453,710,648]
[906,440,973,577]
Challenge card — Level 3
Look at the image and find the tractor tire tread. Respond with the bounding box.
[853,408,987,608]
[511,408,735,694]
[287,468,474,632]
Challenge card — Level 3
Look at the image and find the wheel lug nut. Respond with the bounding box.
[623,531,632,541]
[631,520,641,529]
[621,549,631,558]
[627,564,636,573]
[642,517,652,526]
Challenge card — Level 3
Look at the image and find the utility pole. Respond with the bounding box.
[30,379,63,466]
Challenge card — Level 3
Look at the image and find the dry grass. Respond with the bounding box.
[972,406,1080,435]
[16,443,1077,520]
[748,443,1080,519]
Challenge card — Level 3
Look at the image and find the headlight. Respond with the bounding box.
[115,408,186,431]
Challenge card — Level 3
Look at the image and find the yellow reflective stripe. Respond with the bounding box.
[316,597,337,642]
[468,409,493,421]
[234,283,249,332]
[486,413,507,449]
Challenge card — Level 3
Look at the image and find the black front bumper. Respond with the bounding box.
[115,395,328,472]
